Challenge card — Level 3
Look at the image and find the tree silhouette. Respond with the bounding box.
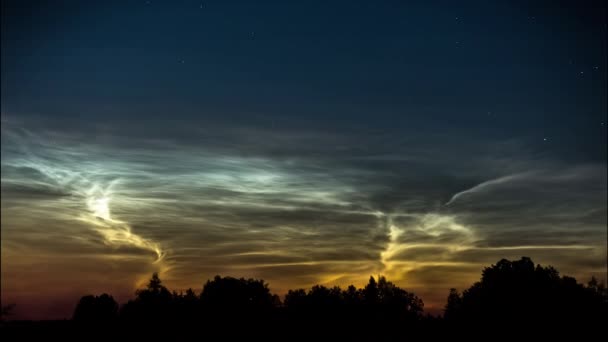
[444,257,608,335]
[40,257,606,338]
[200,275,275,310]
[119,272,173,322]
[362,276,423,324]
[281,275,425,338]
[195,275,278,336]
[73,294,118,322]
[363,276,378,305]
[135,272,172,303]
[146,273,163,292]
[444,288,461,321]
[283,288,306,309]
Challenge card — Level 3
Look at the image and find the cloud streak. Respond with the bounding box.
[82,181,165,263]
[444,173,531,206]
[1,123,167,269]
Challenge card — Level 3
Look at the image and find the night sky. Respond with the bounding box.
[1,0,606,319]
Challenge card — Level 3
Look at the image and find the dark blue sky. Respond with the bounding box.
[2,0,606,161]
[1,0,606,319]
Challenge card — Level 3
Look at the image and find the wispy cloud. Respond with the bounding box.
[1,115,606,319]
[444,173,531,206]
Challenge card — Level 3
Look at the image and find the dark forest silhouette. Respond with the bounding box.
[1,257,606,339]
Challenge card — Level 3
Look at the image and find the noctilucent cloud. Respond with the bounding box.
[1,0,606,319]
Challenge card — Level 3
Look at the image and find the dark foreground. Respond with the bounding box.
[2,257,606,340]
[1,315,605,340]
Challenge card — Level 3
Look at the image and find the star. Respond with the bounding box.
[594,66,599,70]
[543,137,548,142]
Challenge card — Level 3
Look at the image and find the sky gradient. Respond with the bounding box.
[1,0,607,319]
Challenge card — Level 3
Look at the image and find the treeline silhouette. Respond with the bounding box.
[2,257,607,339]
